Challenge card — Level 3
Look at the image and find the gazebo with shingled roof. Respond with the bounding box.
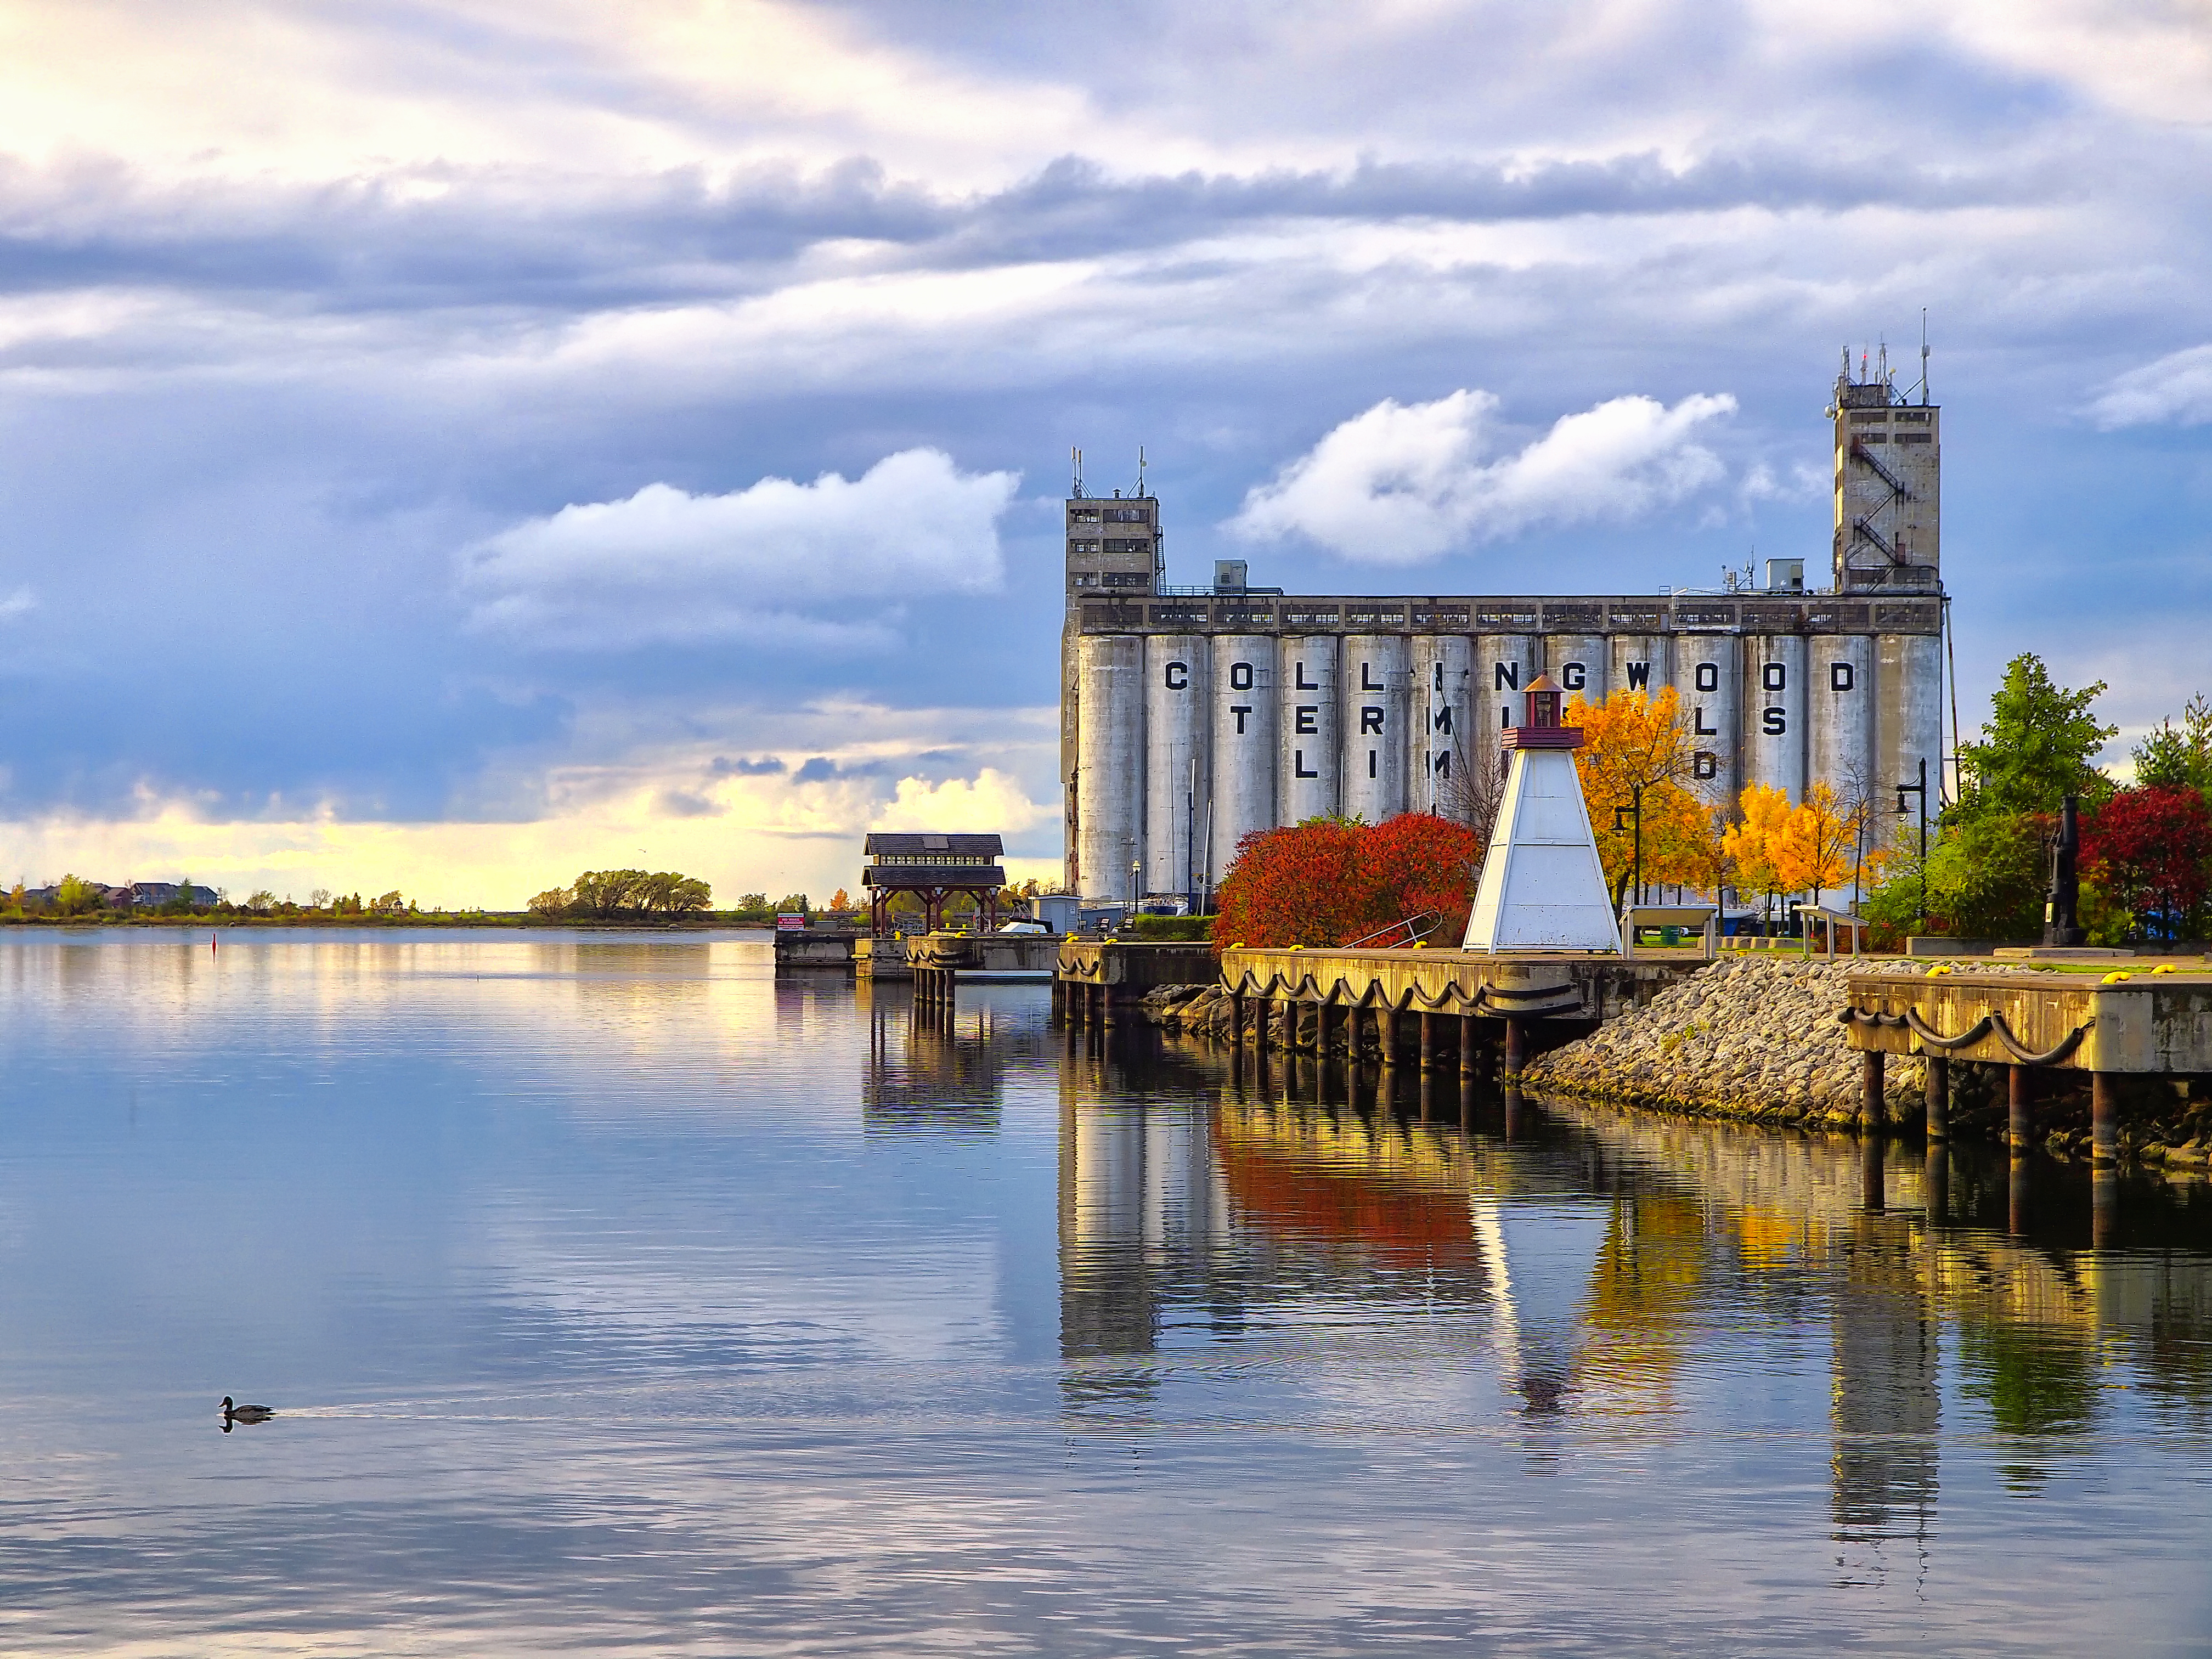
[861,833,1007,937]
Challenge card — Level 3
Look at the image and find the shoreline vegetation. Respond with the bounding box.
[0,913,786,928]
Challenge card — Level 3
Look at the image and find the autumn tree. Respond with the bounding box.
[1723,784,1792,928]
[1567,687,1708,907]
[1211,814,1480,948]
[1769,782,1863,898]
[2083,786,2212,941]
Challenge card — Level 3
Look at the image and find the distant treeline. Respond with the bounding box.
[529,869,712,919]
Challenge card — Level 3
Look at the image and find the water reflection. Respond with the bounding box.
[3,934,2211,1655]
[1055,1020,2212,1578]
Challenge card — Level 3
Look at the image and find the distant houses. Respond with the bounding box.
[15,880,221,911]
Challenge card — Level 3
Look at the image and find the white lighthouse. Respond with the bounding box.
[1462,673,1623,954]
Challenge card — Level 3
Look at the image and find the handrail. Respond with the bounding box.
[1347,910,1445,950]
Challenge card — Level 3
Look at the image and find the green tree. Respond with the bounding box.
[1953,653,2115,821]
[54,874,108,917]
[2132,692,2212,795]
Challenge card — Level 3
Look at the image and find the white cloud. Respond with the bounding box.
[0,587,36,621]
[870,768,1051,836]
[461,448,1019,648]
[2089,345,2212,429]
[1226,388,1736,563]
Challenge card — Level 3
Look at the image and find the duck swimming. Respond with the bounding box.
[220,1396,274,1430]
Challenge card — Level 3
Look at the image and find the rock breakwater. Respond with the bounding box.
[1525,956,1926,1130]
[1527,955,2212,1164]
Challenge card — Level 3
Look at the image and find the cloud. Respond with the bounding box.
[1226,390,1736,563]
[460,449,1019,649]
[870,768,1051,835]
[0,588,36,621]
[710,755,787,777]
[2089,345,2212,429]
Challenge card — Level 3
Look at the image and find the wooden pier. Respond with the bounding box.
[1841,964,2212,1163]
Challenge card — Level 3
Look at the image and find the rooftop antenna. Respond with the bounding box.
[1920,307,1931,406]
[1070,446,1085,499]
[1135,444,1148,498]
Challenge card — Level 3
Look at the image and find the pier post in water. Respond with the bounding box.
[1860,1049,1884,1132]
[1925,1054,1949,1141]
[2092,1072,2118,1166]
[1228,989,1245,1046]
[1503,1017,1527,1081]
[2008,1064,2032,1151]
[1378,1005,1398,1069]
[1418,1012,1436,1072]
[1459,1014,1478,1079]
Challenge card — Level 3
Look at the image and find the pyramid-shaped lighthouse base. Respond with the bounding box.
[1463,747,1623,953]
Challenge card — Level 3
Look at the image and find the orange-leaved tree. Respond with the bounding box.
[1769,781,1863,899]
[1567,686,1708,907]
[1210,813,1481,947]
[1723,783,1792,925]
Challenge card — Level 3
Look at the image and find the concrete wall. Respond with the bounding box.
[1545,633,1608,707]
[1607,634,1673,707]
[1410,635,1475,816]
[1143,635,1209,898]
[1277,635,1340,826]
[1745,634,1808,802]
[1341,634,1412,823]
[1075,633,1145,901]
[1210,634,1278,878]
[1877,631,1944,834]
[1808,634,1875,811]
[1475,634,1538,746]
[1082,616,1940,893]
[1674,637,1741,810]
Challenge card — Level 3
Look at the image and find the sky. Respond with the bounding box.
[0,0,2208,907]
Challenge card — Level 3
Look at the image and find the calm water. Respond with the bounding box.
[2,930,2209,1656]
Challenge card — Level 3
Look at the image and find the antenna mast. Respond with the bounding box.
[1920,307,1931,406]
[1070,447,1085,499]
[1135,444,1148,498]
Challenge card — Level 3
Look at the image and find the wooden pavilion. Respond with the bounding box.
[861,833,1007,936]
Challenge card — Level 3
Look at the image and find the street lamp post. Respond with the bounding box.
[1895,757,1929,933]
[1613,780,1646,909]
[1130,855,1142,929]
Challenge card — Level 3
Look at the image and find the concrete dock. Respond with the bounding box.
[1215,946,1703,1076]
[1841,965,2212,1163]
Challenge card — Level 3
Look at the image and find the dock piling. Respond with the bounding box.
[2092,1072,2118,1165]
[2008,1064,2032,1151]
[1925,1054,1948,1141]
[1860,1049,1884,1131]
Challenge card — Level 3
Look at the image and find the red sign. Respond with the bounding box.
[775,913,806,931]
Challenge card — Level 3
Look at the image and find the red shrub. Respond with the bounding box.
[1210,814,1481,948]
[2083,785,2212,939]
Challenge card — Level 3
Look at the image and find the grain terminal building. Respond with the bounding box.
[1061,362,1948,904]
